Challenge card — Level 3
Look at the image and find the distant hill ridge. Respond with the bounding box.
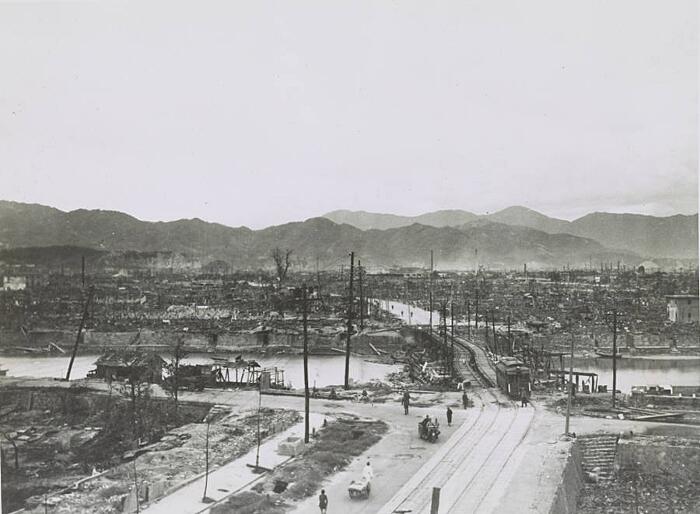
[323,206,698,259]
[0,200,696,270]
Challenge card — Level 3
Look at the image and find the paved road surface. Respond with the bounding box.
[374,335,535,514]
[376,389,534,514]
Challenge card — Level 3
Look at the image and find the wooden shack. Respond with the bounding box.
[92,349,165,384]
[495,357,530,400]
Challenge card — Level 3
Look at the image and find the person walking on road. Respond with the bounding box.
[520,388,529,408]
[462,391,469,409]
[318,489,328,514]
[362,460,374,482]
[402,390,410,415]
[446,406,453,426]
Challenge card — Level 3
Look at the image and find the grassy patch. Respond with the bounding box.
[214,491,287,514]
[213,417,388,513]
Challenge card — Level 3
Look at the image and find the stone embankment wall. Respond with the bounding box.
[0,328,407,356]
[548,441,585,514]
[616,435,700,476]
[0,328,335,352]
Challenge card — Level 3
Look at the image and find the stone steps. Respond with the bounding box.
[579,435,618,483]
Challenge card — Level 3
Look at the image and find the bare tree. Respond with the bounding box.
[112,349,155,445]
[163,337,189,417]
[271,248,293,287]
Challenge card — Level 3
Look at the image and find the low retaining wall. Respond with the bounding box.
[549,441,584,514]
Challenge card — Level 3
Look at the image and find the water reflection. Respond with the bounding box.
[0,353,400,388]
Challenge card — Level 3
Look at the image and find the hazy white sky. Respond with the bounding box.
[0,0,697,228]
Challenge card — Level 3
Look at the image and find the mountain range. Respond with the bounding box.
[324,207,698,259]
[0,201,696,271]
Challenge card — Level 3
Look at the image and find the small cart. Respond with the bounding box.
[348,476,371,499]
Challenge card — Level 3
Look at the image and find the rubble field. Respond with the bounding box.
[578,435,700,514]
[0,384,300,514]
[21,407,301,513]
[578,469,699,513]
[0,385,207,513]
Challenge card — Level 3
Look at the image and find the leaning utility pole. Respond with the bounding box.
[66,286,95,381]
[344,252,355,390]
[302,284,310,442]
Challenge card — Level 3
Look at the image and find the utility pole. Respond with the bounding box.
[429,250,434,335]
[484,312,490,353]
[565,323,574,435]
[66,286,95,381]
[358,260,364,331]
[133,459,140,513]
[344,252,354,390]
[442,303,448,372]
[612,306,618,408]
[81,255,85,289]
[475,289,479,330]
[466,298,471,338]
[255,379,262,468]
[202,418,211,501]
[302,284,310,442]
[450,302,455,376]
[316,256,323,308]
[507,315,512,355]
[492,310,497,356]
[405,279,411,325]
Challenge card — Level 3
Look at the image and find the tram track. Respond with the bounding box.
[377,330,536,514]
[376,388,491,514]
[444,402,535,513]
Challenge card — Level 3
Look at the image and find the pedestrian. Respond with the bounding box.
[318,489,328,514]
[446,406,453,426]
[462,391,469,409]
[520,388,529,408]
[402,390,410,415]
[362,460,374,482]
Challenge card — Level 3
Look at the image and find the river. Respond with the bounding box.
[374,298,700,393]
[0,353,400,389]
[567,356,700,393]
